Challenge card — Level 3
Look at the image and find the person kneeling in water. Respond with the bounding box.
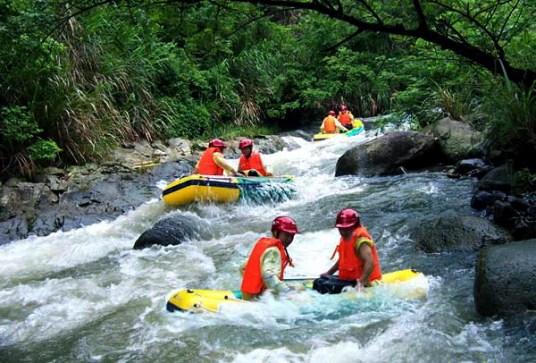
[314,209,382,294]
[240,216,300,300]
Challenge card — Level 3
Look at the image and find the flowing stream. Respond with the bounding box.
[1,130,534,362]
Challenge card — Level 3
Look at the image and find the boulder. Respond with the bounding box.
[424,117,485,161]
[477,163,512,193]
[133,216,200,249]
[474,239,536,316]
[447,158,493,179]
[410,215,512,252]
[335,131,441,177]
[471,190,507,211]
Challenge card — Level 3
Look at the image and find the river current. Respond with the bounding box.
[1,130,534,362]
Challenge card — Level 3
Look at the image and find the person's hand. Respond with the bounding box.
[355,280,365,293]
[320,272,330,277]
[232,170,245,176]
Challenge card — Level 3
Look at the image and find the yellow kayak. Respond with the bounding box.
[166,269,429,313]
[313,119,365,142]
[162,174,295,206]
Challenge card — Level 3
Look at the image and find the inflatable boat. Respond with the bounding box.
[313,119,365,142]
[166,269,428,313]
[162,174,295,206]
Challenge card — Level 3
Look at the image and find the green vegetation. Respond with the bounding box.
[0,0,534,180]
[512,168,536,194]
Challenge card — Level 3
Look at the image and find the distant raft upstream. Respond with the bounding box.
[313,119,365,142]
[162,174,296,206]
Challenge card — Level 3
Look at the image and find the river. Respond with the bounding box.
[0,130,534,362]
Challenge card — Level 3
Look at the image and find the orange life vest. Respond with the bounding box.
[323,115,337,133]
[239,151,267,176]
[197,147,224,175]
[338,112,353,127]
[332,226,382,282]
[240,237,292,294]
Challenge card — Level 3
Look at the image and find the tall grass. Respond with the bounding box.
[43,13,166,164]
[485,80,536,149]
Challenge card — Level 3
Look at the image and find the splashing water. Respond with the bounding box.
[0,129,534,362]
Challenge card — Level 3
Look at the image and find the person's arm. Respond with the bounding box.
[192,161,200,174]
[213,152,241,175]
[355,238,375,288]
[335,118,349,133]
[260,246,290,295]
[321,260,339,276]
[320,118,326,133]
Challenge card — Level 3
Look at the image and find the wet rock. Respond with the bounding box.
[410,215,512,252]
[424,117,485,161]
[133,216,200,249]
[0,217,30,245]
[477,163,512,193]
[335,131,441,177]
[447,158,493,179]
[166,138,193,158]
[474,239,536,317]
[148,160,194,183]
[471,190,507,211]
[492,196,536,240]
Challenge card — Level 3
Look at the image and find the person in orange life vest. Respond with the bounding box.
[321,209,382,290]
[337,104,355,130]
[237,138,273,177]
[192,138,244,176]
[240,216,300,300]
[320,110,348,134]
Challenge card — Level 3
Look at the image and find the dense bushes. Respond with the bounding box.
[0,1,534,181]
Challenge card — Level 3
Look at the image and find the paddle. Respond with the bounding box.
[283,277,318,282]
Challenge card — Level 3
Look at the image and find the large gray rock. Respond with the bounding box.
[424,117,485,161]
[335,131,441,177]
[477,163,512,193]
[474,239,536,316]
[447,158,493,179]
[410,215,512,252]
[133,216,200,249]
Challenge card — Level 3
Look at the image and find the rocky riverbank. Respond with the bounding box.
[0,134,305,245]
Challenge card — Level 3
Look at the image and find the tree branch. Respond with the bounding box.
[412,0,428,31]
[51,0,536,87]
[324,28,364,52]
[226,0,534,87]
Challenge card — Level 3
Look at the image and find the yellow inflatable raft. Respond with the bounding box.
[162,174,295,206]
[313,119,365,142]
[166,269,428,313]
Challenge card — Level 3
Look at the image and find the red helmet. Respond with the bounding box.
[340,105,348,111]
[238,138,253,150]
[328,110,336,116]
[272,216,300,234]
[335,209,360,228]
[208,138,225,148]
